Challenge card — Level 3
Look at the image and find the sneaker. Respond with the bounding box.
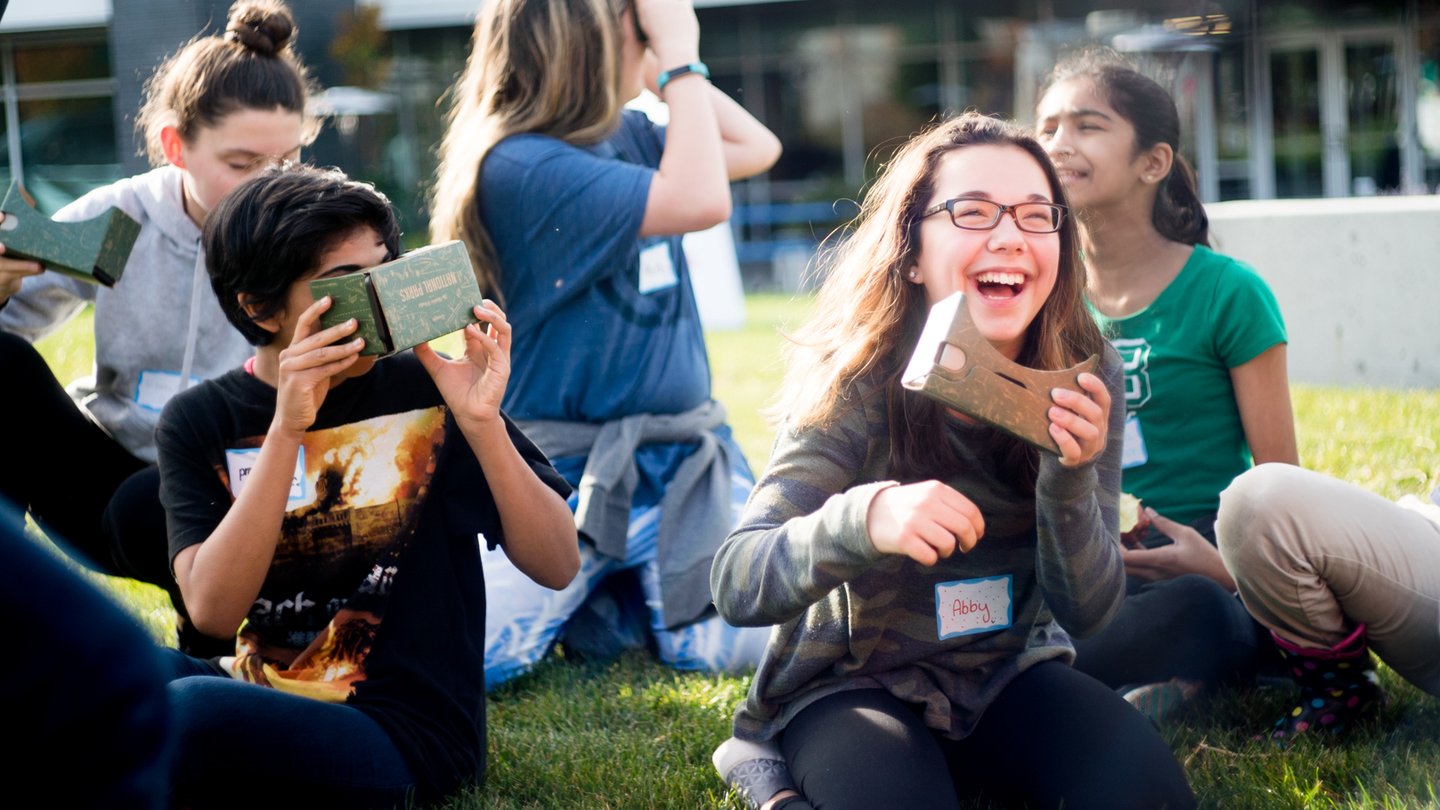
[712,736,797,809]
[1121,678,1202,726]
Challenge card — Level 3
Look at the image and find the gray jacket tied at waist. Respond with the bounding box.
[517,400,742,629]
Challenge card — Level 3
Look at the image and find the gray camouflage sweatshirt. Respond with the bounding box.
[711,348,1126,743]
[1,166,253,463]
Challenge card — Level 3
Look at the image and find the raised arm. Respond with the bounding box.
[636,0,729,237]
[172,300,365,637]
[708,83,781,181]
[1032,356,1127,637]
[413,302,578,589]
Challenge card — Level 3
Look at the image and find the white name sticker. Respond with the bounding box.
[1121,412,1148,470]
[225,446,311,511]
[935,574,1012,639]
[637,242,679,294]
[134,370,204,413]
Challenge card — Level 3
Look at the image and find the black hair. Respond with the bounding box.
[204,164,401,346]
[1042,49,1210,246]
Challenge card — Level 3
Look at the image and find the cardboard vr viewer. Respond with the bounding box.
[308,240,483,357]
[902,291,1098,454]
[0,180,141,287]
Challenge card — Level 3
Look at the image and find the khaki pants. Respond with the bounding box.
[1217,464,1440,698]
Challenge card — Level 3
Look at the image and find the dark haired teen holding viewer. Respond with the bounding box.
[155,164,577,805]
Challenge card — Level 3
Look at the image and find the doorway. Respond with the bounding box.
[1259,28,1420,198]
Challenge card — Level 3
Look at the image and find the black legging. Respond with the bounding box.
[776,661,1195,810]
[1,331,155,574]
[1072,515,1272,690]
[1074,573,1268,689]
[1,332,225,654]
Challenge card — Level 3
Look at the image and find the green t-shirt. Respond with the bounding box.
[1092,245,1286,524]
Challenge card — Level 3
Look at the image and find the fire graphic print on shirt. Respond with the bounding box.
[216,406,448,701]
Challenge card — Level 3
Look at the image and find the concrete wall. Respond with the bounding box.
[1207,196,1440,389]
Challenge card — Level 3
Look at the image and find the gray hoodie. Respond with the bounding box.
[1,166,253,463]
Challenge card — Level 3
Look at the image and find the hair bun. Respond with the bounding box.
[225,1,295,57]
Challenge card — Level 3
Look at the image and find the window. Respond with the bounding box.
[0,34,121,214]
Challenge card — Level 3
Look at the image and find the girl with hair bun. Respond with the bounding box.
[0,0,317,655]
[1035,51,1298,717]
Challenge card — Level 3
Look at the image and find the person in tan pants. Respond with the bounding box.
[1217,463,1440,739]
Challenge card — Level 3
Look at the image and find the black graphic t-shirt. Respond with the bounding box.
[156,352,569,797]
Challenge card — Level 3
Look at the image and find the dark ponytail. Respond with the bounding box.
[1155,152,1208,246]
[1042,49,1209,246]
[136,0,318,166]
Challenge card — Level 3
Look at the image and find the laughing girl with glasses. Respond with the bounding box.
[708,113,1194,810]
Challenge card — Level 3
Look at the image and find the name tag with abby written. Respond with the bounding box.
[935,574,1013,639]
[225,447,311,511]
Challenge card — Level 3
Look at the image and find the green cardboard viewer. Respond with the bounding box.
[0,181,141,287]
[309,240,484,357]
[902,291,1099,454]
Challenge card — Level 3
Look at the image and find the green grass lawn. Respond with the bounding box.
[31,295,1440,809]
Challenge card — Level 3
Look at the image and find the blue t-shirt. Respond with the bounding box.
[480,110,711,424]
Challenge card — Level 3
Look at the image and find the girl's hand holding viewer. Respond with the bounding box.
[869,368,1113,565]
[0,230,42,304]
[1049,371,1111,467]
[270,297,364,439]
[414,300,512,431]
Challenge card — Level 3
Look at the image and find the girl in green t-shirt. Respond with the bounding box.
[1035,51,1298,720]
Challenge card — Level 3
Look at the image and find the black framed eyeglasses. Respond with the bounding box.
[921,197,1067,234]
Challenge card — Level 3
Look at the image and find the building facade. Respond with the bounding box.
[3,0,1439,265]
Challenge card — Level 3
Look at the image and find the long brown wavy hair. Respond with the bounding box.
[429,0,631,300]
[774,113,1104,483]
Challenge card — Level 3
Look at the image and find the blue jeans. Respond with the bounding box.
[167,667,418,808]
[2,499,171,810]
[483,450,770,687]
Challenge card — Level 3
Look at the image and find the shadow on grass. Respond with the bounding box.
[1164,668,1439,809]
[434,650,1437,810]
[436,651,751,810]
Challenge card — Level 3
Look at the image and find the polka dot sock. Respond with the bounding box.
[1268,623,1384,742]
